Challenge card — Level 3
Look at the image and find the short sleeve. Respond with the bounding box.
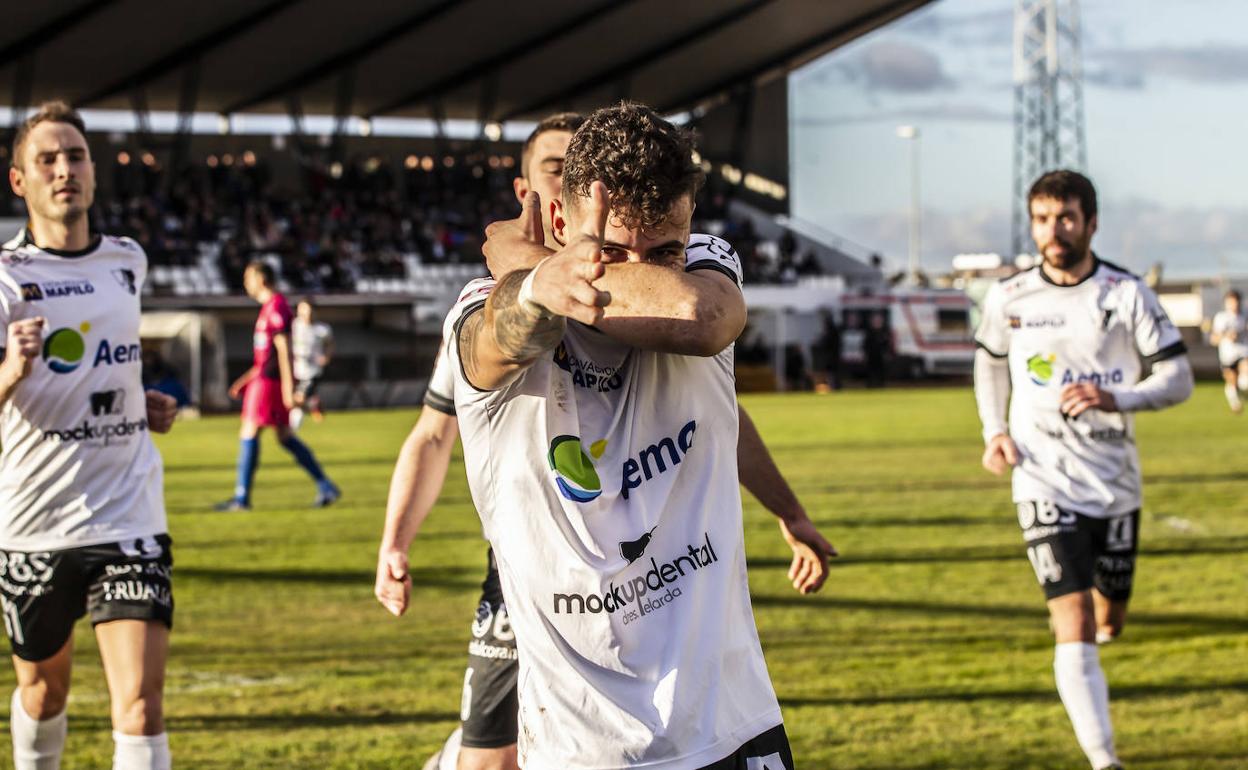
[423,344,456,415]
[442,278,496,394]
[685,234,743,289]
[1132,282,1186,362]
[974,282,1010,358]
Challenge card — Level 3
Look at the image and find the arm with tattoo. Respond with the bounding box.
[458,268,569,392]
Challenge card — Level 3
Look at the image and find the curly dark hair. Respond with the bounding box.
[1029,169,1098,221]
[561,102,704,231]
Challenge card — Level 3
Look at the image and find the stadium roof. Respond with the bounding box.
[1,0,931,123]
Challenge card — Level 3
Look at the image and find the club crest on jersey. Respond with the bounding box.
[548,435,607,503]
[112,268,137,295]
[1026,353,1056,386]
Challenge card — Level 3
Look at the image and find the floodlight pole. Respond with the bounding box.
[896,125,921,284]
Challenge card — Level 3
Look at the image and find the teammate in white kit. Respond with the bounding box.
[377,114,835,770]
[444,103,791,769]
[0,103,179,770]
[974,170,1193,770]
[290,298,333,429]
[1208,289,1248,413]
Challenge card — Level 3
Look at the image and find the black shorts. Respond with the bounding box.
[698,724,794,770]
[459,548,518,749]
[0,534,174,662]
[296,376,322,399]
[1016,502,1139,602]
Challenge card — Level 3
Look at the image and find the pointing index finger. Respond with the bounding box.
[580,181,609,257]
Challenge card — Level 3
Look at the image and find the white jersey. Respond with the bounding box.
[292,318,332,381]
[445,235,781,770]
[1211,310,1248,366]
[976,258,1186,517]
[0,231,166,550]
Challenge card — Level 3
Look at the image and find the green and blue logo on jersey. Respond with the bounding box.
[1026,353,1056,386]
[42,323,89,373]
[548,435,607,503]
[42,322,142,375]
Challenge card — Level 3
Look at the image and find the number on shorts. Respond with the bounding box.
[460,667,474,721]
[1,597,24,645]
[1106,515,1134,551]
[746,753,786,770]
[1027,543,1062,584]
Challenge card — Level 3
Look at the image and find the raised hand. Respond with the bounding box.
[483,190,553,278]
[0,316,45,386]
[523,181,611,326]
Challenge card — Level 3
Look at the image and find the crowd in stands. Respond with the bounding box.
[1,146,825,294]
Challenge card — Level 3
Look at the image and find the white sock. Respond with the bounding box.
[289,408,304,431]
[1095,629,1115,645]
[10,688,67,770]
[1226,384,1241,409]
[1239,372,1248,392]
[1054,642,1118,769]
[438,727,462,770]
[112,732,170,770]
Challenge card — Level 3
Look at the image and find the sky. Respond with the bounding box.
[788,0,1248,279]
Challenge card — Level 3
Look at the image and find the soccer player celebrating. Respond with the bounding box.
[1208,289,1248,413]
[974,170,1193,770]
[0,102,179,770]
[378,113,835,770]
[216,262,339,510]
[290,297,334,429]
[440,103,794,769]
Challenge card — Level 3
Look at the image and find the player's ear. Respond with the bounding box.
[1087,213,1098,237]
[9,166,24,198]
[512,176,529,206]
[551,198,569,247]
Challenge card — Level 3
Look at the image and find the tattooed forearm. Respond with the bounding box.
[488,269,565,362]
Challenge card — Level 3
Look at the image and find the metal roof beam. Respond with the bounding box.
[657,0,932,115]
[0,0,121,68]
[222,0,461,115]
[74,0,302,108]
[498,0,776,122]
[365,0,632,119]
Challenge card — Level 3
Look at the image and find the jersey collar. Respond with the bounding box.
[1038,252,1100,288]
[19,227,103,259]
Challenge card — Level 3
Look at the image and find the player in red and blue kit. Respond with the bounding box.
[216,261,339,510]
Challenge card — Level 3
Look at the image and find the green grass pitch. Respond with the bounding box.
[2,384,1244,768]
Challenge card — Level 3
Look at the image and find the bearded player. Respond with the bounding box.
[975,170,1192,770]
[0,102,179,770]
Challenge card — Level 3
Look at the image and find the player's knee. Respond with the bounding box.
[20,679,69,720]
[112,693,164,736]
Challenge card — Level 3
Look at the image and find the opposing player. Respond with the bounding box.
[1208,289,1247,413]
[216,262,340,510]
[974,170,1193,770]
[290,297,334,429]
[377,114,835,770]
[0,102,180,770]
[445,103,795,768]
